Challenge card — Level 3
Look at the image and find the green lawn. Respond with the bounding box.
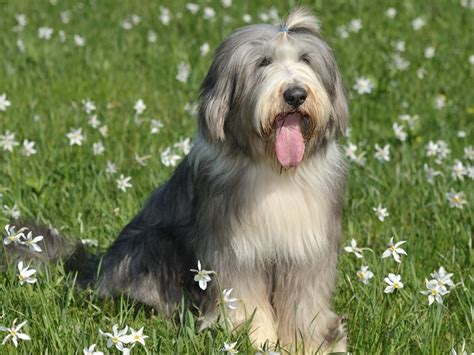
[0,0,472,354]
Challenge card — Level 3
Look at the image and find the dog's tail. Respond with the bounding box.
[1,220,99,287]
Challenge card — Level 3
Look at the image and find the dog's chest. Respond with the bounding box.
[230,168,333,265]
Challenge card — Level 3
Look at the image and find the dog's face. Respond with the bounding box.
[199,9,348,169]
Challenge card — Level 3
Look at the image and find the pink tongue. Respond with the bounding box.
[274,113,305,168]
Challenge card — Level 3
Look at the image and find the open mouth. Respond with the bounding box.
[274,111,306,169]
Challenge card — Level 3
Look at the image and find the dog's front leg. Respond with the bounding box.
[273,256,347,354]
[201,268,278,349]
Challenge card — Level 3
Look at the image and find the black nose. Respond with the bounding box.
[283,87,307,108]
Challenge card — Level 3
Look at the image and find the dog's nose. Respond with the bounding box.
[283,87,307,108]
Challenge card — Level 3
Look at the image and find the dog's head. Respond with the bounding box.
[198,8,348,169]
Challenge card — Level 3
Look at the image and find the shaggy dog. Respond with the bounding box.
[3,8,348,353]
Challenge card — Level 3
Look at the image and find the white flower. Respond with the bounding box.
[384,273,404,293]
[3,204,21,219]
[348,19,362,32]
[190,260,215,290]
[17,39,26,52]
[424,46,436,59]
[60,11,71,24]
[21,139,37,156]
[0,319,30,347]
[134,153,151,166]
[421,279,449,305]
[83,344,104,355]
[344,239,364,258]
[373,203,389,222]
[451,160,467,181]
[73,34,85,47]
[435,140,450,163]
[58,30,67,42]
[121,19,132,30]
[445,190,467,209]
[106,161,117,175]
[469,54,474,65]
[391,53,410,71]
[423,164,442,184]
[129,327,148,346]
[223,342,238,353]
[184,102,198,116]
[464,146,474,160]
[353,77,374,95]
[242,14,252,23]
[159,6,171,25]
[425,141,439,157]
[15,14,27,27]
[357,265,374,285]
[131,14,141,25]
[161,147,181,167]
[393,41,406,52]
[435,94,446,110]
[344,142,358,160]
[150,119,164,134]
[90,142,104,156]
[457,131,466,138]
[392,123,407,141]
[385,8,397,18]
[116,175,132,192]
[200,42,210,56]
[417,67,426,79]
[221,0,232,7]
[0,130,19,152]
[21,231,43,252]
[337,26,349,39]
[411,17,425,31]
[451,339,469,355]
[173,137,192,155]
[74,34,85,47]
[17,261,37,285]
[176,62,190,83]
[0,93,11,111]
[147,30,157,43]
[431,266,455,289]
[99,125,108,137]
[374,144,390,163]
[134,99,146,115]
[186,3,200,14]
[67,128,84,146]
[3,224,28,246]
[461,0,474,8]
[81,239,98,247]
[38,26,53,39]
[221,288,238,310]
[99,325,132,351]
[89,115,100,128]
[203,7,216,20]
[382,237,407,263]
[467,165,474,180]
[82,99,96,114]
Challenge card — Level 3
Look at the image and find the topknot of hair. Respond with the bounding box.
[282,7,321,35]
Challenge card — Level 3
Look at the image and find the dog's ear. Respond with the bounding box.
[198,48,237,142]
[327,69,349,138]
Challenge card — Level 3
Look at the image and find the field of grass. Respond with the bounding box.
[0,0,473,354]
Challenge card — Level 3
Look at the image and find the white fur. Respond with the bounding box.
[229,142,343,267]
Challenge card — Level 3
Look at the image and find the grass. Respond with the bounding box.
[0,0,473,353]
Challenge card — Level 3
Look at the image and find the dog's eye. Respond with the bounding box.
[258,57,272,67]
[300,55,311,64]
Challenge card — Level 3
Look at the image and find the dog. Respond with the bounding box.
[3,8,348,353]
